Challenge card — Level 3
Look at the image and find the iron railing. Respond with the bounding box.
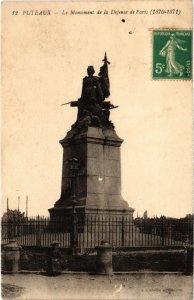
[1,215,193,249]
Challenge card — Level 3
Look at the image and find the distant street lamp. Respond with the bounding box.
[69,157,79,203]
[68,157,79,254]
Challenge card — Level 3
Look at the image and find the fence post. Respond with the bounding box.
[36,216,41,247]
[161,217,165,246]
[121,216,125,247]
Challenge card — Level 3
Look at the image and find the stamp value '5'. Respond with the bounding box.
[153,30,192,79]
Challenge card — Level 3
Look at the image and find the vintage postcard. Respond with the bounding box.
[1,0,193,299]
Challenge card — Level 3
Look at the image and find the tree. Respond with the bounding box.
[2,209,25,222]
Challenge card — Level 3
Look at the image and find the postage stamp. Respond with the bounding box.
[152,30,192,79]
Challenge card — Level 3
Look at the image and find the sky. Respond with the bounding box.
[1,0,193,218]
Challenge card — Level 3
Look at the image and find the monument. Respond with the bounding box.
[49,54,134,221]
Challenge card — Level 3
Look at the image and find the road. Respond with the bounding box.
[2,273,193,300]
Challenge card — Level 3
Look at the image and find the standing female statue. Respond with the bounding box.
[159,34,187,77]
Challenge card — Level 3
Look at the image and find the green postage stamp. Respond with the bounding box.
[153,30,192,79]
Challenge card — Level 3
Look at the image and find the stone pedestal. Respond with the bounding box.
[49,126,134,220]
[96,241,113,275]
[2,239,21,273]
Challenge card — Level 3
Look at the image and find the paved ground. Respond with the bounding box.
[2,273,193,300]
